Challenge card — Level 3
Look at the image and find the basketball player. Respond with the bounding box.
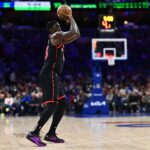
[26,15,80,146]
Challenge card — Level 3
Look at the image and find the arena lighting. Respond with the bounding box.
[53,2,62,9]
[70,4,97,9]
[14,1,51,11]
[53,3,97,9]
[0,1,149,10]
[99,1,149,9]
[0,2,14,8]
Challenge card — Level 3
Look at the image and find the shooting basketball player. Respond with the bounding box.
[26,14,80,146]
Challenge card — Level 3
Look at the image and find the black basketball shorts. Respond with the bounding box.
[39,70,65,104]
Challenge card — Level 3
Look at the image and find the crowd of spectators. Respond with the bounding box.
[0,73,92,116]
[103,71,150,114]
[0,26,150,116]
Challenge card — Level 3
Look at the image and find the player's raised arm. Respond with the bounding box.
[51,16,80,45]
[62,16,80,44]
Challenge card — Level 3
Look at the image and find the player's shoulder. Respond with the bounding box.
[50,31,63,46]
[50,31,63,39]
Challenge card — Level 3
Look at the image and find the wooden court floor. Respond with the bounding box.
[0,115,150,150]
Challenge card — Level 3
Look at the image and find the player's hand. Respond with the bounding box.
[65,15,73,24]
[59,15,72,23]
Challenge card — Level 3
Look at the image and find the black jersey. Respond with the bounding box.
[41,38,65,74]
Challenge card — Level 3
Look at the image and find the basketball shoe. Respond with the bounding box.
[26,132,46,147]
[44,133,65,143]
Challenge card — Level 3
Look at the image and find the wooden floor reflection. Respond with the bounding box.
[0,115,150,150]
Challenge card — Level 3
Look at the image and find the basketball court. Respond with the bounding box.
[0,115,150,150]
[0,1,150,150]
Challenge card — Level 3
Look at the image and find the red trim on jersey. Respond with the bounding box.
[56,42,63,49]
[52,64,54,100]
[42,100,55,105]
[51,41,60,101]
[50,41,64,102]
[58,95,65,100]
[42,96,65,105]
[56,46,58,61]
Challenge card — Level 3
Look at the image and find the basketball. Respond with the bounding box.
[57,5,72,18]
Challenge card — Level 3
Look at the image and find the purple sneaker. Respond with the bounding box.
[44,134,65,143]
[26,132,46,147]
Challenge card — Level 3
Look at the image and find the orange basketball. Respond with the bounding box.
[57,5,72,18]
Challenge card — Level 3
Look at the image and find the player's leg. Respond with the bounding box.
[26,72,58,146]
[30,103,58,134]
[44,81,67,143]
[26,103,58,146]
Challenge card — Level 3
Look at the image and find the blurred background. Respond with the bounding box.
[0,0,150,116]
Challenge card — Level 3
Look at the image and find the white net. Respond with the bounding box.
[105,55,115,66]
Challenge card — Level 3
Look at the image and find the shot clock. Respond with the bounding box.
[99,15,115,32]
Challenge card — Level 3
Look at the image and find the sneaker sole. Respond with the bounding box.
[44,137,65,143]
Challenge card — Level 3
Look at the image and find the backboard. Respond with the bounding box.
[92,38,128,65]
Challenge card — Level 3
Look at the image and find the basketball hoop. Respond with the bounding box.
[105,55,115,66]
